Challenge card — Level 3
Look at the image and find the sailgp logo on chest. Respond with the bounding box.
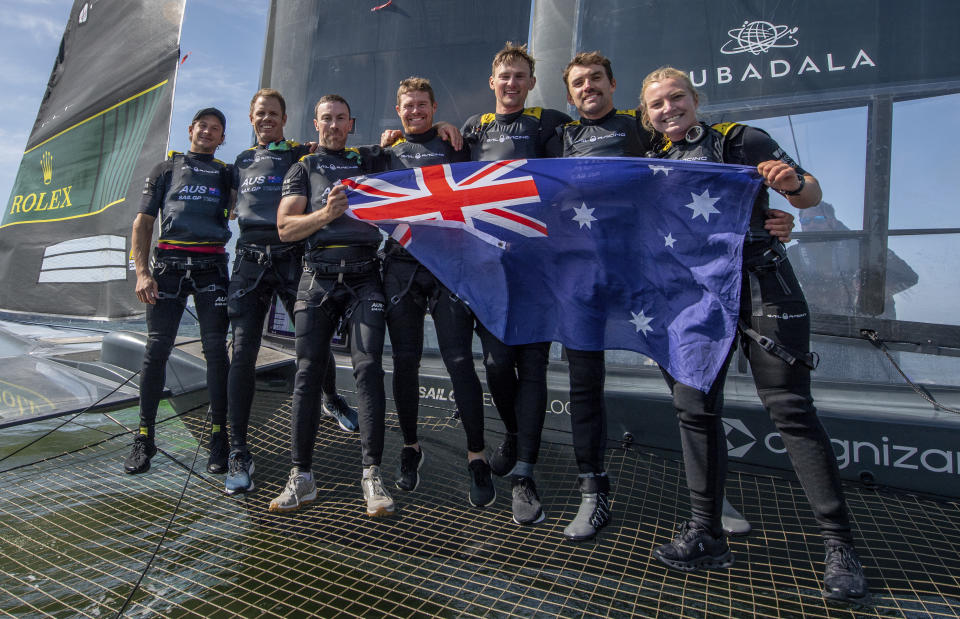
[574,132,625,146]
[689,18,877,88]
[181,164,219,175]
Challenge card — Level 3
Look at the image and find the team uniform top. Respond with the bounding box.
[657,122,807,238]
[385,126,470,169]
[138,150,232,254]
[461,107,571,160]
[281,145,387,253]
[559,108,654,158]
[232,140,312,245]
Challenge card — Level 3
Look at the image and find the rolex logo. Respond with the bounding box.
[41,151,53,185]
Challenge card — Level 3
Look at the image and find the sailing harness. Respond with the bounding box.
[152,253,227,300]
[229,243,302,300]
[739,239,819,371]
[301,246,379,320]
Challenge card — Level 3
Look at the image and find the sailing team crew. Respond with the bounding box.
[225,88,360,496]
[124,45,868,603]
[126,107,232,477]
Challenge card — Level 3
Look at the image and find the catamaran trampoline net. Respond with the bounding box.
[1,388,958,618]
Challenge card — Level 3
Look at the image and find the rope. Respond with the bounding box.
[863,329,960,414]
[114,414,208,617]
[0,401,207,476]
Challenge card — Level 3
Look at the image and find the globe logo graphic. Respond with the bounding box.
[720,20,799,56]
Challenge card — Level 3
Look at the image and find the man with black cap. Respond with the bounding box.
[125,107,234,475]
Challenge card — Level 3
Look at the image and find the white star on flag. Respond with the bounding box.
[630,309,654,335]
[664,232,676,248]
[685,189,721,221]
[572,202,597,229]
[649,164,672,176]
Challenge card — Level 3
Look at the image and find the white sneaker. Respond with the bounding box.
[361,466,395,517]
[268,467,317,513]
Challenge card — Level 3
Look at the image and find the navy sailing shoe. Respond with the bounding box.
[467,459,496,507]
[488,433,517,477]
[395,446,424,491]
[224,448,255,495]
[322,394,359,432]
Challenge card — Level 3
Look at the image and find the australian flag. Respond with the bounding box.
[343,158,761,391]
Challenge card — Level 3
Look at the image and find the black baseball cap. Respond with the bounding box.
[192,107,226,129]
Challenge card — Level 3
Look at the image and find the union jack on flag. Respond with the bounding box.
[343,160,547,248]
[341,157,762,392]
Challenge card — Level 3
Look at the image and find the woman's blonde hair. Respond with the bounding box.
[638,67,700,133]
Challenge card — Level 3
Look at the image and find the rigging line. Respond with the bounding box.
[114,415,208,618]
[787,114,802,169]
[0,334,207,463]
[0,370,141,465]
[863,330,960,414]
[0,401,208,476]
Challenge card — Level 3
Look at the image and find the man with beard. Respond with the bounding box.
[269,95,392,516]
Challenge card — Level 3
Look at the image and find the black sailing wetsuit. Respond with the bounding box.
[381,128,479,450]
[137,151,232,437]
[656,122,852,543]
[558,109,653,475]
[227,140,339,450]
[282,146,388,469]
[460,107,570,462]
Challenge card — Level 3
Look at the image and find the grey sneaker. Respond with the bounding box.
[322,394,359,432]
[224,448,255,495]
[563,474,611,541]
[721,497,751,536]
[268,467,317,513]
[361,466,395,517]
[511,476,545,525]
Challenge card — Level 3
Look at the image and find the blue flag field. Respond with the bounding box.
[343,157,762,392]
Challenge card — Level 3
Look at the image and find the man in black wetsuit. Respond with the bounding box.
[555,52,655,541]
[224,89,359,496]
[268,95,392,517]
[125,108,233,475]
[381,77,492,505]
[460,43,571,526]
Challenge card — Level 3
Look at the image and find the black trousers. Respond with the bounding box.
[566,348,607,475]
[664,241,852,542]
[139,258,229,436]
[478,325,549,463]
[383,257,484,452]
[289,260,386,470]
[226,246,337,449]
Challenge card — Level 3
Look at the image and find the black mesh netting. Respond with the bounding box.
[2,389,959,618]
